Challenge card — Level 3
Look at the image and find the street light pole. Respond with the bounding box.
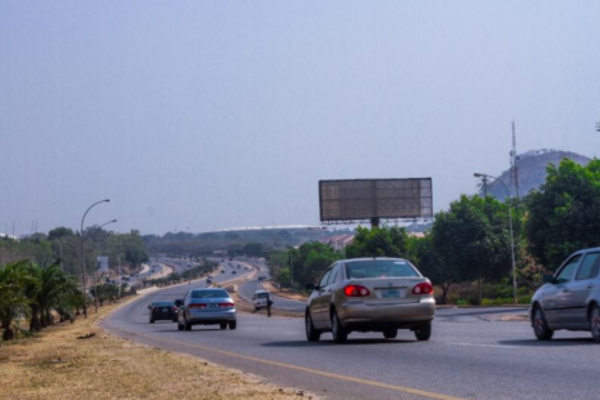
[93,219,117,313]
[80,199,110,319]
[474,173,518,305]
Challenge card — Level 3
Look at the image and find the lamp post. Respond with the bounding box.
[474,173,518,304]
[93,219,117,313]
[596,121,600,132]
[80,199,110,319]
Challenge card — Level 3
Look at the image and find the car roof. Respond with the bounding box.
[254,289,270,294]
[342,257,409,263]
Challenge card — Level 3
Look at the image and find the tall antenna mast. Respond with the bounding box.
[509,120,520,200]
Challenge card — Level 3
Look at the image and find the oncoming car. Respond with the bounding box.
[304,258,435,343]
[175,288,236,331]
[531,247,600,342]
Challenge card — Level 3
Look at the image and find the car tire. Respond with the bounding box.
[149,319,155,324]
[383,328,397,339]
[229,321,237,330]
[533,306,553,341]
[172,318,177,323]
[305,311,321,342]
[414,323,432,341]
[330,309,348,344]
[589,304,600,343]
[184,317,192,331]
[220,322,227,330]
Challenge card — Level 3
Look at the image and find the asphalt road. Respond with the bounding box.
[103,276,600,400]
[236,259,305,312]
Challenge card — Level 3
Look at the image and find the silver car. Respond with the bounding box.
[305,258,435,343]
[175,288,237,331]
[531,247,600,342]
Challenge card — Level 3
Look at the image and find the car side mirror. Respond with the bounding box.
[305,282,317,291]
[174,299,184,307]
[543,274,554,284]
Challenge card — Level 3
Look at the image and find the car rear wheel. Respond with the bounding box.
[414,323,431,341]
[589,304,600,343]
[149,319,155,324]
[533,306,553,341]
[383,328,397,339]
[220,322,227,330]
[228,321,237,330]
[330,310,348,344]
[305,311,321,342]
[184,317,192,331]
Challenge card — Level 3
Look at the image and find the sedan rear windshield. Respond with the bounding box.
[191,289,229,299]
[345,260,419,279]
[255,292,270,298]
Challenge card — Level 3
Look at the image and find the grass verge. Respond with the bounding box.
[0,300,317,400]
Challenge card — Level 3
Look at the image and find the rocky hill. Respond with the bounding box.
[484,149,591,200]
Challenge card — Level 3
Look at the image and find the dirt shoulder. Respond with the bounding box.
[0,300,317,400]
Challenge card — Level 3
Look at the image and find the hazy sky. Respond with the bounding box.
[2,1,600,235]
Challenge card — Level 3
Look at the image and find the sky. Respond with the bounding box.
[1,1,600,236]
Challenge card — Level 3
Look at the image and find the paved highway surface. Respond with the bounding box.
[236,259,305,312]
[103,269,600,400]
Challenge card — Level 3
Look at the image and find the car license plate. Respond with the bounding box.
[162,307,169,312]
[209,303,217,309]
[381,289,400,298]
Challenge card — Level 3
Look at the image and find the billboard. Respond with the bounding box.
[96,256,109,274]
[319,178,433,222]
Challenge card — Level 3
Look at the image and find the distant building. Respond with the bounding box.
[322,234,355,252]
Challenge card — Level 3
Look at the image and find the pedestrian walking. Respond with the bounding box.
[266,296,273,317]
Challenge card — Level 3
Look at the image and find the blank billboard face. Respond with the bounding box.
[319,178,432,222]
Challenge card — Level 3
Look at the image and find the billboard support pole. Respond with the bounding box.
[370,217,380,228]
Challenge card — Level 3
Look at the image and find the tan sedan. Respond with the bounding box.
[305,258,435,343]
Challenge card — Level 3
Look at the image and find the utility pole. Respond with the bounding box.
[118,256,122,300]
[290,251,294,288]
[510,120,520,200]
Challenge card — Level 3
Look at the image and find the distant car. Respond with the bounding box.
[221,270,225,274]
[257,275,267,281]
[531,248,600,342]
[253,290,271,311]
[148,301,178,323]
[304,258,435,343]
[206,277,213,285]
[232,270,237,275]
[175,288,236,331]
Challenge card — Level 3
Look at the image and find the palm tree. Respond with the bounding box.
[0,261,32,340]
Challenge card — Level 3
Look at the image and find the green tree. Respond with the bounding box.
[0,261,32,340]
[345,226,410,259]
[432,195,512,303]
[409,234,457,304]
[526,158,600,269]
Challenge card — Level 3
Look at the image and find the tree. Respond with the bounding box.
[0,261,32,340]
[432,195,512,303]
[409,234,457,304]
[525,159,600,269]
[345,226,410,259]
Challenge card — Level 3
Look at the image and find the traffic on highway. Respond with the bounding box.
[101,251,600,400]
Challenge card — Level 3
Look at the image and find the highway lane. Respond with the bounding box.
[104,281,600,400]
[236,259,305,312]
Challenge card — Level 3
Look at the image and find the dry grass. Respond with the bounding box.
[0,301,317,400]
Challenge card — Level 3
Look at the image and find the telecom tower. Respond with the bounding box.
[509,120,520,200]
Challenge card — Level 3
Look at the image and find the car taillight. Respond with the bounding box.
[188,303,207,309]
[152,307,159,312]
[218,302,235,308]
[171,307,178,312]
[412,282,433,295]
[344,285,370,297]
